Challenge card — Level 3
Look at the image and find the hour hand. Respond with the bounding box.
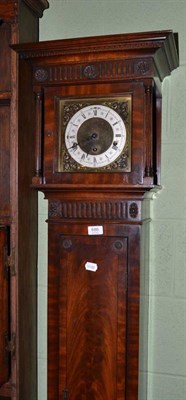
[67,142,79,150]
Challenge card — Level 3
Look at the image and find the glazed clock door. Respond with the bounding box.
[43,83,145,185]
[0,226,9,390]
[48,229,128,400]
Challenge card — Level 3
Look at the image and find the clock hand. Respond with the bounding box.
[67,142,79,150]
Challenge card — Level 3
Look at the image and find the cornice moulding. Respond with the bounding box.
[13,30,179,82]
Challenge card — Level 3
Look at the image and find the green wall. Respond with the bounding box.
[38,1,186,399]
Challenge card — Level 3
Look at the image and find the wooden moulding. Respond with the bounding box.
[14,30,179,82]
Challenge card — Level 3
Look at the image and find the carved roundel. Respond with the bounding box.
[34,68,48,82]
[137,61,150,75]
[129,202,138,218]
[83,64,98,79]
[49,201,60,217]
[62,239,72,249]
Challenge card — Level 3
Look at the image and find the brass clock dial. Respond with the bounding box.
[65,104,126,169]
[58,97,131,172]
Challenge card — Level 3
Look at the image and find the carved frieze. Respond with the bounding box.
[48,200,141,221]
[33,58,152,84]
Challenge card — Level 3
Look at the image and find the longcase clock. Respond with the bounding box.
[14,30,179,400]
[0,1,49,399]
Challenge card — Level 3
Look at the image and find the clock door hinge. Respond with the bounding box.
[4,247,16,277]
[5,332,16,357]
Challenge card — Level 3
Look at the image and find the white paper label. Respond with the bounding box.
[88,226,103,235]
[85,262,98,272]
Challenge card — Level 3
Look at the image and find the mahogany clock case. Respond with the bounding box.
[13,30,179,400]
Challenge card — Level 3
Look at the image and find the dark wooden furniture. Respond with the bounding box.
[14,31,179,400]
[0,1,49,399]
